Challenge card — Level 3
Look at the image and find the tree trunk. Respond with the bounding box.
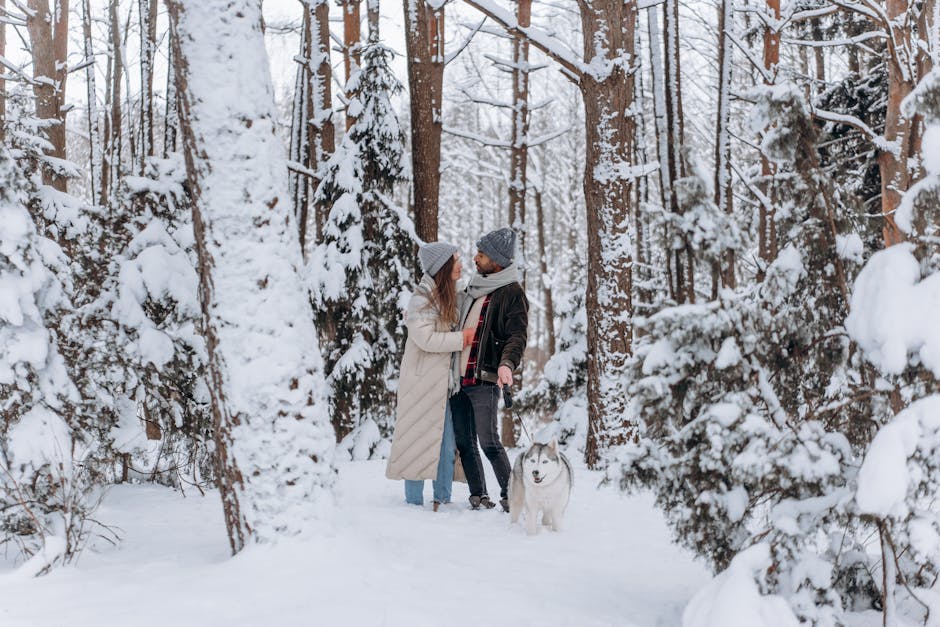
[663,0,693,304]
[164,27,180,157]
[464,0,638,469]
[879,0,915,246]
[312,0,336,241]
[508,0,531,255]
[0,0,6,142]
[167,0,335,554]
[713,0,735,293]
[404,0,444,243]
[289,4,314,252]
[139,0,158,170]
[534,188,555,357]
[81,0,101,201]
[101,0,123,205]
[758,0,780,276]
[579,0,637,469]
[342,0,361,130]
[26,0,69,192]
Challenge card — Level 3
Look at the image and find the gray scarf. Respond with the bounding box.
[448,263,521,396]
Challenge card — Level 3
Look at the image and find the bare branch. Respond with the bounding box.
[462,0,584,81]
[444,17,487,65]
[442,124,511,147]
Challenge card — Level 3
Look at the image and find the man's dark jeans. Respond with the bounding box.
[451,383,512,499]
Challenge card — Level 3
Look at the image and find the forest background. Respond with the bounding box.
[2,0,940,625]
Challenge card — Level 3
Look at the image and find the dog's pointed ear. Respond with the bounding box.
[548,437,558,453]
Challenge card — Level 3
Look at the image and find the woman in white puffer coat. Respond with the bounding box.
[385,242,477,510]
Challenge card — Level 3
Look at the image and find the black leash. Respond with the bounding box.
[502,384,533,444]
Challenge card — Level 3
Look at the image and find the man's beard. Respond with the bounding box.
[476,261,498,275]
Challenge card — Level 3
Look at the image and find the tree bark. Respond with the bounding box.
[26,0,69,192]
[663,0,694,304]
[289,3,314,252]
[0,0,6,142]
[578,0,637,469]
[534,188,555,357]
[713,0,735,293]
[101,0,123,205]
[879,0,915,246]
[404,0,445,243]
[508,0,531,252]
[758,0,780,276]
[139,0,158,169]
[312,0,336,241]
[81,0,101,201]
[464,0,638,469]
[342,0,361,130]
[167,0,334,554]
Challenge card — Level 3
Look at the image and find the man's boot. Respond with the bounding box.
[499,497,509,513]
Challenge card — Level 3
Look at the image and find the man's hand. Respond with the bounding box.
[497,365,513,387]
[462,327,476,348]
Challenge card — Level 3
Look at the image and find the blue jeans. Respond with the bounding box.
[404,403,455,505]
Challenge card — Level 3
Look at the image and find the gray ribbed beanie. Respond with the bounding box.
[476,228,516,269]
[418,241,458,277]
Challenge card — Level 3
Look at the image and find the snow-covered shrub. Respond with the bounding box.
[0,144,99,570]
[86,154,212,487]
[515,289,588,450]
[615,84,887,624]
[846,67,940,625]
[311,40,414,453]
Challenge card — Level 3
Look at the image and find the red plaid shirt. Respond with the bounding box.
[461,295,491,387]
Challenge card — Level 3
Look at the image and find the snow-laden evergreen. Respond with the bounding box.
[87,154,212,486]
[847,67,940,622]
[614,84,884,625]
[310,36,414,457]
[0,142,93,570]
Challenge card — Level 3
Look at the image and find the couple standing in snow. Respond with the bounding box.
[385,228,529,512]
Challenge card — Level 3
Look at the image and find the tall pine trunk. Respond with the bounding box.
[879,0,915,246]
[404,0,444,243]
[167,0,334,554]
[465,0,639,469]
[579,0,637,469]
[1,0,6,142]
[343,0,361,131]
[26,0,69,192]
[713,0,735,293]
[138,0,158,170]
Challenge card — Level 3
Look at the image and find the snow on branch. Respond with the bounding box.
[810,106,890,149]
[725,32,773,84]
[444,17,488,65]
[528,125,573,147]
[782,29,886,48]
[462,0,585,81]
[442,124,511,147]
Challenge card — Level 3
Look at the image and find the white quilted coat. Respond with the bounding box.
[385,277,463,480]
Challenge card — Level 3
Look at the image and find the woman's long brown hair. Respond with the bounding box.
[430,255,458,326]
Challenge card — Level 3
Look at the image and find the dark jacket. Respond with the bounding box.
[471,282,528,384]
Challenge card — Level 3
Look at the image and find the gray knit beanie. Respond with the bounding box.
[418,241,458,277]
[476,228,516,269]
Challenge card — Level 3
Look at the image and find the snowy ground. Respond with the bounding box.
[0,456,710,627]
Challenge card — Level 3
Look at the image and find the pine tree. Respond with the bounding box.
[86,154,212,487]
[0,141,94,569]
[614,84,883,623]
[311,34,414,457]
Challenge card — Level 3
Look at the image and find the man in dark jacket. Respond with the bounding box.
[451,227,528,511]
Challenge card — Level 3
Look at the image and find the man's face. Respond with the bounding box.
[474,251,503,275]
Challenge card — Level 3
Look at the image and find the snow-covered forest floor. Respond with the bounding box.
[0,455,711,627]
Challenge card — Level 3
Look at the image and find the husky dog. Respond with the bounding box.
[509,438,572,535]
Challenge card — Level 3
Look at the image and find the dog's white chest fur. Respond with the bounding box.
[509,439,572,535]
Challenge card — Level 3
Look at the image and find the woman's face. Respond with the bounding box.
[450,254,462,281]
